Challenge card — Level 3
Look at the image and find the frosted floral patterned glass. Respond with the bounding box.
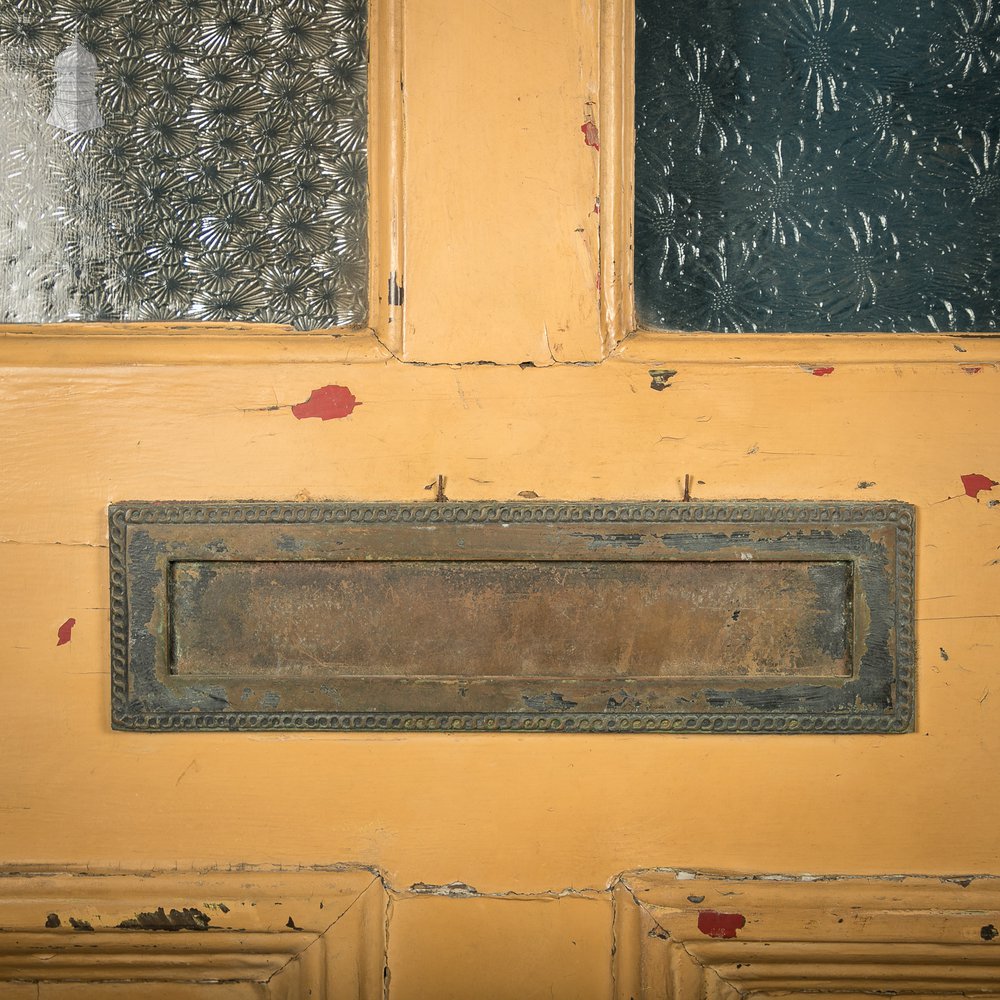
[0,0,368,328]
[634,0,1000,333]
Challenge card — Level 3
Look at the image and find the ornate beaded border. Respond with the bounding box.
[109,501,915,733]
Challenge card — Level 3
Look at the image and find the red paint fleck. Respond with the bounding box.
[56,618,76,646]
[291,385,360,421]
[581,120,600,150]
[810,366,835,377]
[593,197,601,214]
[962,473,999,500]
[697,910,746,939]
[962,366,982,374]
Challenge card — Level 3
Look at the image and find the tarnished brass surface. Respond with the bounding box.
[110,501,914,733]
[171,559,851,679]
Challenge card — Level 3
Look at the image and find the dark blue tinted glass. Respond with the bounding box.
[634,0,1000,332]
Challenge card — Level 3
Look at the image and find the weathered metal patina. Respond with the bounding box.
[109,501,915,733]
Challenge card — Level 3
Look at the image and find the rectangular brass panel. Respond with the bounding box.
[170,559,851,679]
[110,501,915,733]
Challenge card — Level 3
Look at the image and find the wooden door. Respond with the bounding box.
[1,1,998,997]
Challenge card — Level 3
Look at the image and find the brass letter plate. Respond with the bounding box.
[110,502,914,733]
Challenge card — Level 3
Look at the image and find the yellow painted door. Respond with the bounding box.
[1,1,998,997]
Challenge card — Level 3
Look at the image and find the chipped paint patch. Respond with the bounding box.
[697,910,746,938]
[581,119,600,150]
[388,271,404,306]
[291,385,360,421]
[56,617,76,646]
[649,369,677,391]
[962,473,998,500]
[409,881,478,898]
[962,366,983,375]
[118,907,211,931]
[942,876,973,887]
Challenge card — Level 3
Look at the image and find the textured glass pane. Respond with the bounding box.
[635,0,1000,333]
[0,0,368,328]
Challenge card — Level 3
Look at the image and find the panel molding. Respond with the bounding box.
[367,0,405,356]
[613,870,1000,999]
[599,0,636,350]
[0,868,385,996]
[4,868,1000,994]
